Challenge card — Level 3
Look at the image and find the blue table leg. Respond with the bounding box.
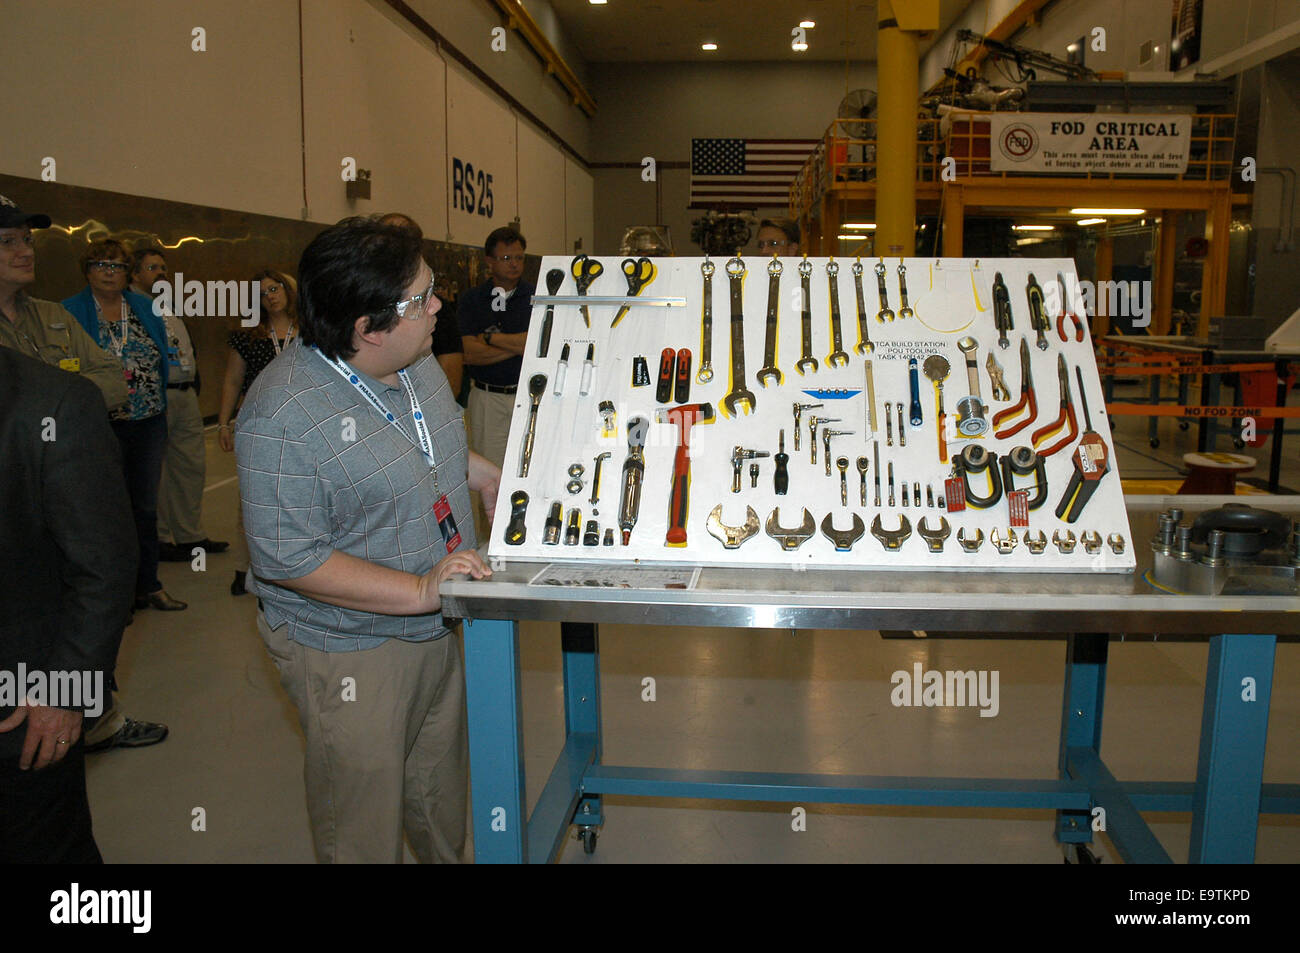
[563,623,604,849]
[1058,633,1107,847]
[1189,633,1277,863]
[463,617,527,863]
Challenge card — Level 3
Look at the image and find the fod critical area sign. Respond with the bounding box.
[989,113,1191,175]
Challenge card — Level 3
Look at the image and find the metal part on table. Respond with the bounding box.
[895,403,906,447]
[917,516,950,552]
[757,257,784,387]
[1149,504,1299,596]
[837,456,850,504]
[955,336,989,437]
[957,527,984,552]
[825,259,850,367]
[821,512,866,552]
[706,504,760,549]
[871,513,911,551]
[913,482,921,507]
[1108,533,1126,554]
[568,463,585,478]
[766,507,816,550]
[749,462,760,488]
[852,259,874,353]
[697,259,715,383]
[1052,529,1077,554]
[885,402,894,446]
[564,507,581,545]
[1082,530,1102,554]
[887,460,895,507]
[583,519,600,546]
[1024,530,1048,554]
[566,478,583,495]
[603,528,614,546]
[900,472,909,507]
[991,527,1018,554]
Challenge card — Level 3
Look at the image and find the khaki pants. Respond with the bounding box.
[467,384,515,540]
[157,386,206,545]
[258,612,468,864]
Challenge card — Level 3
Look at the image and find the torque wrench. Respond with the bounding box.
[721,257,757,416]
[796,257,818,375]
[697,259,715,383]
[757,258,783,387]
[825,260,850,367]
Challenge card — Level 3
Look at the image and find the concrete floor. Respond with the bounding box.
[85,380,1300,863]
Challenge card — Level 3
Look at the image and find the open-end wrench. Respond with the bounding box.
[852,260,874,353]
[874,261,894,322]
[721,257,756,417]
[765,507,816,550]
[825,260,850,368]
[897,263,914,320]
[871,513,912,551]
[697,259,715,383]
[917,516,950,552]
[757,257,783,387]
[796,257,818,375]
[821,513,865,552]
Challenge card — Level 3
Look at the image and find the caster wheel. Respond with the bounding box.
[1063,843,1103,864]
[1233,438,1246,450]
[1178,421,1190,432]
[1149,439,1160,449]
[579,828,598,855]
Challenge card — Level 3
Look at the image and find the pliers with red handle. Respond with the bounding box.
[1058,310,1085,342]
[992,336,1037,439]
[1031,353,1078,458]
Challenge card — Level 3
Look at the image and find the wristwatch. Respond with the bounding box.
[484,332,494,347]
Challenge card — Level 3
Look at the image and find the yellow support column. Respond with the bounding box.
[1198,189,1231,338]
[1094,236,1114,337]
[1154,211,1178,336]
[876,0,938,257]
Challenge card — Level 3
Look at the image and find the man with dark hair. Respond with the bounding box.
[130,246,227,560]
[755,218,801,257]
[0,348,136,863]
[235,216,498,863]
[458,225,532,476]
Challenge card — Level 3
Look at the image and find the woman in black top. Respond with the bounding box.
[217,268,298,594]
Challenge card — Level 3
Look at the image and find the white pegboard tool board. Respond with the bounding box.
[488,256,1135,573]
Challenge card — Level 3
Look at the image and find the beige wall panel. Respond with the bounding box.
[0,0,302,218]
[301,0,446,229]
[565,158,594,255]
[516,120,567,255]
[445,62,518,245]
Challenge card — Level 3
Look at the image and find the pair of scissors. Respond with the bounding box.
[611,257,656,328]
[571,254,603,328]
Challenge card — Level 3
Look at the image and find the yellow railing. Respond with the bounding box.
[791,113,1238,219]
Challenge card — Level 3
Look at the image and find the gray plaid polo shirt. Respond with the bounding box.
[235,340,475,651]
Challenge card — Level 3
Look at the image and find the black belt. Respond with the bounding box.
[168,382,194,391]
[471,380,517,395]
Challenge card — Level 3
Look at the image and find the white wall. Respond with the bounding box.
[1,0,593,252]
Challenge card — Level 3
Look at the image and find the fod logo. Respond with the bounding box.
[999,123,1038,162]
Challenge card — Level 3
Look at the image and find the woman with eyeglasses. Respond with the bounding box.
[63,239,187,611]
[217,268,298,595]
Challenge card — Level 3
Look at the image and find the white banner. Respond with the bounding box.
[988,113,1191,174]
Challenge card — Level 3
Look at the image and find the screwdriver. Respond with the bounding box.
[774,429,789,495]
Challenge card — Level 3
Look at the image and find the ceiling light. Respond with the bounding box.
[842,222,876,229]
[1070,207,1144,215]
[1012,225,1054,231]
[1016,237,1047,246]
[837,234,870,241]
[800,20,816,28]
[588,0,607,4]
[701,42,717,51]
[792,41,808,51]
[1077,218,1107,226]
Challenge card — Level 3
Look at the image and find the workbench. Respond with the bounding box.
[442,495,1300,864]
[1100,335,1299,491]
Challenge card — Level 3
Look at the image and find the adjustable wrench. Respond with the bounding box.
[825,260,850,367]
[697,259,715,383]
[721,257,756,417]
[874,261,894,322]
[796,257,818,375]
[757,258,783,387]
[852,260,874,354]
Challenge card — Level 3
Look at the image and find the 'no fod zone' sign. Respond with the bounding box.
[990,113,1191,175]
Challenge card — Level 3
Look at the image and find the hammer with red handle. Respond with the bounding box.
[656,402,715,546]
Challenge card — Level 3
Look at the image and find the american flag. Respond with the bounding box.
[689,138,819,208]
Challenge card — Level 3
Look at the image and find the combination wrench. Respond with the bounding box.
[825,260,850,368]
[721,256,756,417]
[757,257,783,387]
[875,261,894,322]
[697,259,714,383]
[796,257,818,375]
[852,260,874,354]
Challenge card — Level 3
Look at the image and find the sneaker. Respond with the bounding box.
[84,716,169,753]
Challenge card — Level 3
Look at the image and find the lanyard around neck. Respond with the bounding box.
[270,325,296,356]
[95,297,129,355]
[313,347,437,471]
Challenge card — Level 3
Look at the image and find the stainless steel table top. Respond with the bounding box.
[442,496,1300,636]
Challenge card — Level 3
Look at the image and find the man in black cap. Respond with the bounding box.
[0,195,128,410]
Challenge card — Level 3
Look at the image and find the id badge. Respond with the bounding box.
[59,357,81,372]
[433,494,462,553]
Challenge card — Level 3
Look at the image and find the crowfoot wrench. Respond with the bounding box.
[697,259,715,383]
[852,260,874,353]
[825,260,850,367]
[874,261,894,322]
[1052,529,1077,554]
[706,504,759,549]
[796,257,818,375]
[821,513,865,552]
[917,516,951,553]
[766,507,816,550]
[721,257,756,417]
[991,528,1018,554]
[757,258,783,387]
[871,513,912,551]
[957,527,984,552]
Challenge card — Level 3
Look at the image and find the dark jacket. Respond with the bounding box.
[0,350,136,759]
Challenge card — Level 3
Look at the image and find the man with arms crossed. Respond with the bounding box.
[236,217,497,863]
